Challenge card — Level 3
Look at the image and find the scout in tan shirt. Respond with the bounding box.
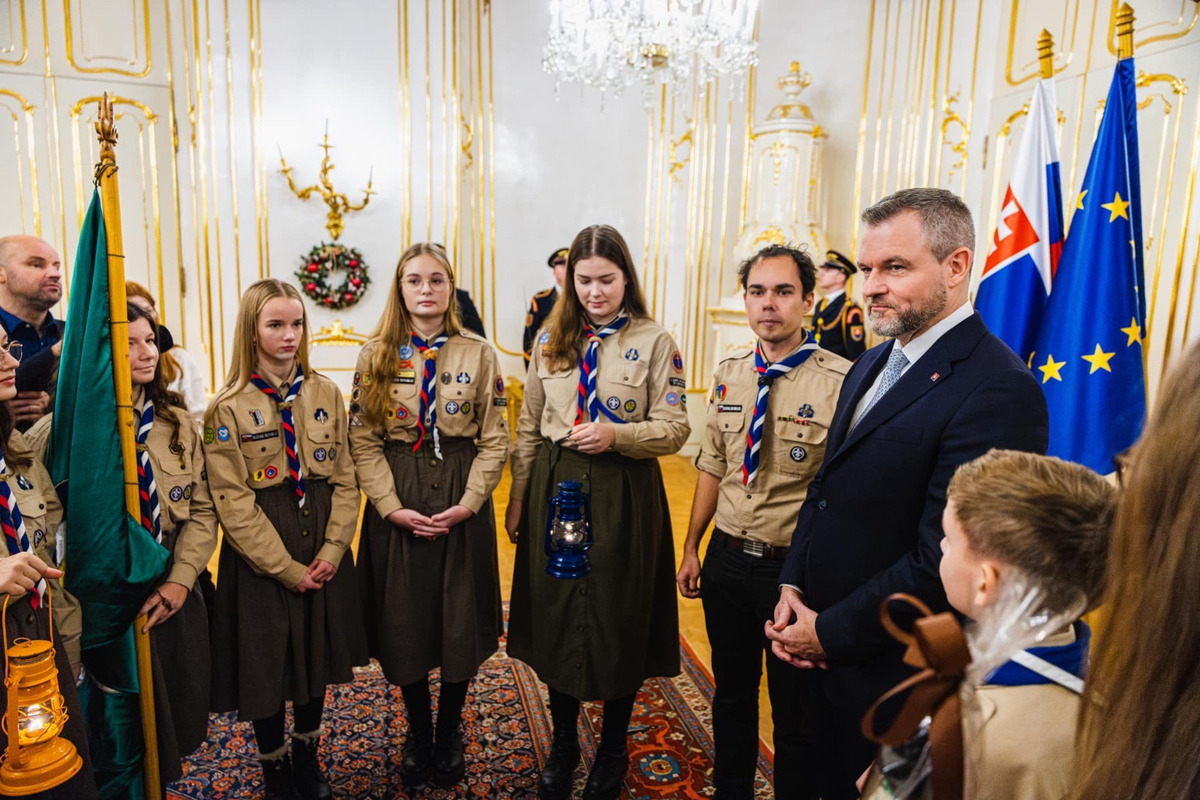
[348,243,508,790]
[677,246,849,799]
[505,224,690,800]
[202,278,366,800]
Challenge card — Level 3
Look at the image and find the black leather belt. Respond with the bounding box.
[713,529,789,561]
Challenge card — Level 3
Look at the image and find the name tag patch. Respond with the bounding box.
[716,404,743,413]
[240,430,280,443]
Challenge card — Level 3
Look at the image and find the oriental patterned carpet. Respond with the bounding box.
[167,634,774,799]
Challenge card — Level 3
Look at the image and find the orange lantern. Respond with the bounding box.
[0,593,83,795]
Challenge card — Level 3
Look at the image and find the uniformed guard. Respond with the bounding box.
[349,243,509,791]
[677,244,849,800]
[522,247,568,368]
[812,249,866,360]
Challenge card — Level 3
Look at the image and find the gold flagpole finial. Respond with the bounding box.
[1037,29,1055,80]
[93,93,118,184]
[1116,3,1135,60]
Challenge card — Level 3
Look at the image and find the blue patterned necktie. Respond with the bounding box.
[412,332,449,459]
[0,449,46,608]
[249,368,306,507]
[853,344,909,431]
[576,316,629,424]
[742,334,820,486]
[135,396,162,542]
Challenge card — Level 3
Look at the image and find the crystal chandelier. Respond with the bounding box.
[543,0,760,98]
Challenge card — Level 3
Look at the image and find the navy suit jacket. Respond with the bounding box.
[779,312,1048,710]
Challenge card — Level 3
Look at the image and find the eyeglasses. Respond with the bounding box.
[401,275,450,292]
[0,342,22,363]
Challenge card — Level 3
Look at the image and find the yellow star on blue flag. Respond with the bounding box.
[1029,55,1146,473]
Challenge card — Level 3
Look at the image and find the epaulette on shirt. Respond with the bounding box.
[533,288,554,299]
[717,346,755,366]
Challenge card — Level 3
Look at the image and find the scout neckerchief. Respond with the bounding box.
[249,367,306,507]
[412,332,449,459]
[0,446,46,608]
[576,315,629,424]
[742,332,819,486]
[135,395,163,542]
[984,621,1089,693]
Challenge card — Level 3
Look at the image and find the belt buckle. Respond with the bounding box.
[742,539,765,558]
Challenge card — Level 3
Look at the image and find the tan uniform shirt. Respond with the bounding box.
[144,404,219,590]
[694,346,849,547]
[203,367,358,588]
[4,430,80,665]
[348,332,510,516]
[510,316,691,499]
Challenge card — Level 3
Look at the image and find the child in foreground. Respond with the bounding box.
[862,448,1116,800]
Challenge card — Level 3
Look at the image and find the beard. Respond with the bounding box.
[867,280,948,339]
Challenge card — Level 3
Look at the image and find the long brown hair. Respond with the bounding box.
[359,243,462,425]
[127,302,187,448]
[542,225,649,373]
[126,280,184,388]
[1071,342,1200,800]
[205,279,312,426]
[0,387,31,473]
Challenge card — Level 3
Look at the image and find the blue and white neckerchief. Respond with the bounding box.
[576,316,629,424]
[412,332,449,459]
[742,333,819,486]
[984,621,1090,693]
[248,368,306,507]
[135,396,162,542]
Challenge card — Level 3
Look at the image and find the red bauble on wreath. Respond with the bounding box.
[295,242,370,309]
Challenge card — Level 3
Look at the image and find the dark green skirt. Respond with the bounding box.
[211,479,369,720]
[508,442,680,700]
[358,438,502,687]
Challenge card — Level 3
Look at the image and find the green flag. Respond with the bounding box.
[49,189,170,799]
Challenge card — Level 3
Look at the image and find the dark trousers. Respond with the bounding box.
[806,670,879,800]
[700,532,817,800]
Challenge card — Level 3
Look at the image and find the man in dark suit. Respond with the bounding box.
[765,188,1049,799]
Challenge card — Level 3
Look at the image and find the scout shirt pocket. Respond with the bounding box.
[436,372,475,437]
[10,475,58,568]
[772,418,829,481]
[304,409,339,477]
[598,359,649,420]
[238,425,284,487]
[155,450,195,529]
[716,407,747,453]
[536,361,577,411]
[383,374,420,437]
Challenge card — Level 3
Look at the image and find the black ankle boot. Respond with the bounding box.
[261,752,302,800]
[433,726,466,787]
[538,732,581,800]
[401,726,434,788]
[581,748,629,800]
[291,730,333,800]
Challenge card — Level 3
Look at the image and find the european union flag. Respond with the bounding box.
[1029,56,1145,473]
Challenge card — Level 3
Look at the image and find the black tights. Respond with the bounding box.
[547,687,637,755]
[253,696,325,755]
[400,676,471,736]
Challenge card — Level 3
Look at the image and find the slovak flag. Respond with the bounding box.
[975,77,1064,363]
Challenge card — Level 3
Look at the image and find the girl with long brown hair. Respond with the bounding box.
[1071,341,1200,800]
[349,243,508,790]
[505,224,690,800]
[203,278,366,800]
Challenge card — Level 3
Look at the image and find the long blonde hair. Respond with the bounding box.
[359,243,463,425]
[204,278,311,426]
[542,224,649,373]
[1071,341,1200,800]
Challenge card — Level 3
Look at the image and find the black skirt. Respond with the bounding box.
[149,526,211,785]
[211,479,369,720]
[359,438,502,687]
[508,442,680,700]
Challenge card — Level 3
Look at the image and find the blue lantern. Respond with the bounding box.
[544,479,593,579]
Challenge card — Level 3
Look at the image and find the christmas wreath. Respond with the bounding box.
[296,242,370,309]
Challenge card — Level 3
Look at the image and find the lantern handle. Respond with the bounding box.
[0,575,55,679]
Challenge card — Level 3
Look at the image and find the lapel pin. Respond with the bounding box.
[930,372,940,381]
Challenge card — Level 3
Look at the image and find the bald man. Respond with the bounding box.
[0,235,64,428]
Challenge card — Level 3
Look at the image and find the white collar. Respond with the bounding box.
[897,301,974,367]
[822,289,845,303]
